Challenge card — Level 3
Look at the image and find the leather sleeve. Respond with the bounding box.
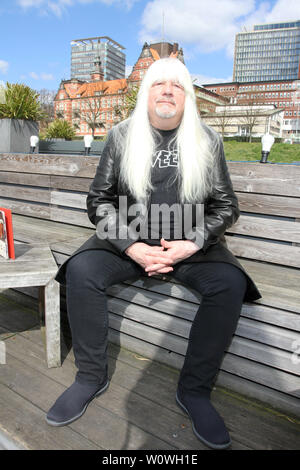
[86,131,137,254]
[200,136,240,253]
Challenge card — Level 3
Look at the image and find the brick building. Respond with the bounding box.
[202,104,284,139]
[203,79,300,138]
[54,42,228,137]
[128,42,184,84]
[54,68,127,136]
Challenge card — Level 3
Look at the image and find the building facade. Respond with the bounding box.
[71,36,126,82]
[128,42,185,84]
[233,21,300,83]
[55,42,229,138]
[203,79,300,139]
[193,86,229,114]
[202,104,284,139]
[55,42,184,137]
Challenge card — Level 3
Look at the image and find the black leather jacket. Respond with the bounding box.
[56,119,261,301]
[87,120,240,256]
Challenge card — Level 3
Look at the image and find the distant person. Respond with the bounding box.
[46,58,261,450]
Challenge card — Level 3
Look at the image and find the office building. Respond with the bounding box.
[71,36,126,81]
[203,79,300,139]
[233,20,300,83]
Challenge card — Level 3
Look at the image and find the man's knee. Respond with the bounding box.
[212,263,247,297]
[66,251,105,288]
[189,262,247,298]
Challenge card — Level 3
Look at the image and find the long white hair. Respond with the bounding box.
[116,58,217,204]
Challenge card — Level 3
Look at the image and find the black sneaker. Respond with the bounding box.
[176,390,231,450]
[46,379,109,427]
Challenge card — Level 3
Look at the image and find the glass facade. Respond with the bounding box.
[234,22,300,83]
[71,37,126,81]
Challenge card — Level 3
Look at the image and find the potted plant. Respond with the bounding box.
[43,118,76,140]
[0,82,44,153]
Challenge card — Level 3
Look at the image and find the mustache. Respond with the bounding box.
[155,98,176,105]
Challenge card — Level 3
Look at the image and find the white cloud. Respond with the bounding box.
[0,60,9,74]
[41,73,55,80]
[29,71,54,80]
[29,72,39,79]
[139,0,300,58]
[265,0,300,23]
[18,0,44,6]
[78,0,139,8]
[191,74,233,86]
[140,0,255,56]
[17,0,138,16]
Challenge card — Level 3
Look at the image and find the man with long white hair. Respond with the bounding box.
[46,58,261,449]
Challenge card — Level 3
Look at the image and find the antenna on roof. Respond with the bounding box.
[161,10,165,57]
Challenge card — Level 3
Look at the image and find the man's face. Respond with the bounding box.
[148,79,186,130]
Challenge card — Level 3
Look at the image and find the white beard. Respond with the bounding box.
[155,107,177,119]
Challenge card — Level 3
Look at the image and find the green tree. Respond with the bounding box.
[0,82,45,121]
[44,119,76,140]
[73,96,106,138]
[37,88,56,134]
[113,85,139,122]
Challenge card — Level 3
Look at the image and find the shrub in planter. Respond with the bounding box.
[0,82,44,153]
[44,119,76,140]
[0,82,44,121]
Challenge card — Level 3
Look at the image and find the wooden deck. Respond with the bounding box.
[0,289,299,451]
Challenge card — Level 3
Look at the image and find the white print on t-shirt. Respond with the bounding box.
[151,149,178,168]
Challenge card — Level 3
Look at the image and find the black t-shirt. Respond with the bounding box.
[144,127,181,245]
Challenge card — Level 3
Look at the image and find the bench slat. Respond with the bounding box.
[50,190,87,209]
[228,162,300,197]
[226,236,300,268]
[228,215,300,243]
[50,175,92,192]
[0,185,50,203]
[0,171,51,187]
[236,192,300,218]
[0,198,51,219]
[0,153,99,177]
[50,207,93,227]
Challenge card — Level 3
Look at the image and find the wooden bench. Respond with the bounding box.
[0,152,299,419]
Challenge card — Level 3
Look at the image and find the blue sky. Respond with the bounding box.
[0,0,299,92]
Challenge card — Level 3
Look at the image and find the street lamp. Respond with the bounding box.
[30,135,39,153]
[84,135,93,155]
[260,133,275,163]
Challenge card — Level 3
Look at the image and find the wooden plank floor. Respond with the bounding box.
[0,290,299,451]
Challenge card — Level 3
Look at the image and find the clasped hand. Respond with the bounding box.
[125,238,200,276]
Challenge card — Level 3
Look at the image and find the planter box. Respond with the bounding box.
[0,119,39,153]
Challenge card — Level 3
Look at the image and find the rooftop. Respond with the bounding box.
[71,36,125,50]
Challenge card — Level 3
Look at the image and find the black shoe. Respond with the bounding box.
[46,379,109,427]
[176,390,231,450]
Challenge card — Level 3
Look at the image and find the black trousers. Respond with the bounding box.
[65,249,247,396]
